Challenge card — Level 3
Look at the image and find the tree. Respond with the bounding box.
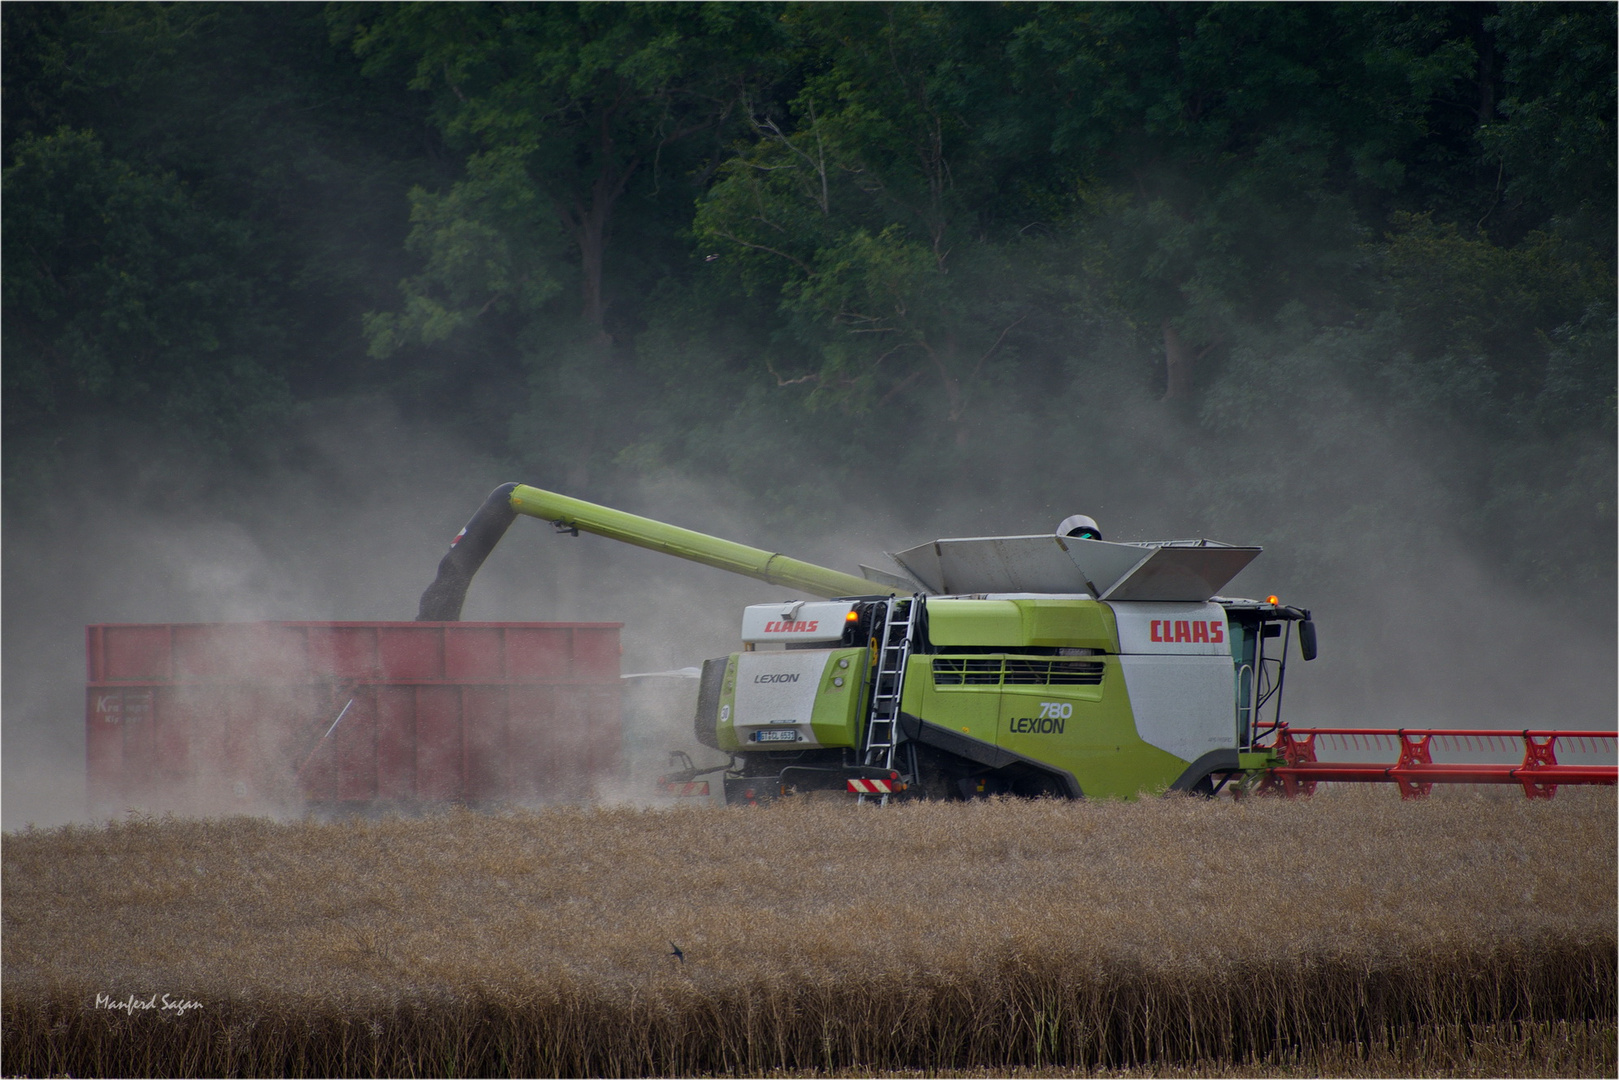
[694,4,1032,438]
[339,2,781,348]
[2,129,288,486]
[1,3,451,498]
[1004,4,1486,398]
[1480,3,1616,249]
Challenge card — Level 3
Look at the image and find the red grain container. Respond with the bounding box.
[86,622,622,816]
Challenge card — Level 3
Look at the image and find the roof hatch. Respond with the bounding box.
[887,535,1260,602]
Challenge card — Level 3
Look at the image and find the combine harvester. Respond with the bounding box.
[424,484,1617,805]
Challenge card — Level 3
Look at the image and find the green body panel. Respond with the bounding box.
[1019,599,1120,649]
[807,649,868,747]
[926,598,1118,651]
[715,648,869,752]
[706,596,1240,800]
[714,654,739,750]
[926,600,1022,647]
[509,485,891,599]
[900,654,1191,799]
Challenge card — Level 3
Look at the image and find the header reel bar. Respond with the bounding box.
[1252,725,1618,800]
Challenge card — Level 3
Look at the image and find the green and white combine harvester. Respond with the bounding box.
[421,484,1615,805]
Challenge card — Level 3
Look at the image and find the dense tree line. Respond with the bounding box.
[4,3,1613,609]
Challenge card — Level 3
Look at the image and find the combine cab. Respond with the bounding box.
[422,484,1618,804]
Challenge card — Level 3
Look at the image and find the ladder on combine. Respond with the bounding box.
[858,595,920,805]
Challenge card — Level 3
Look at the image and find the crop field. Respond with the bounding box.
[3,787,1614,1078]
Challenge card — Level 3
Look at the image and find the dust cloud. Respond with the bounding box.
[2,405,834,826]
[4,353,1614,827]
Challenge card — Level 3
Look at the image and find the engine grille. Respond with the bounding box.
[932,658,1105,687]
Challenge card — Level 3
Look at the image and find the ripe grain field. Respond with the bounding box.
[3,788,1614,1078]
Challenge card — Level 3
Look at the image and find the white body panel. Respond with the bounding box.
[740,601,854,643]
[887,535,1259,600]
[1117,654,1236,763]
[1109,601,1231,656]
[731,650,833,745]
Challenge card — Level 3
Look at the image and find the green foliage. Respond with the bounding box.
[1,2,452,504]
[1005,4,1488,347]
[364,148,566,357]
[1378,213,1608,419]
[693,4,1032,424]
[0,2,1611,604]
[1481,3,1617,243]
[2,129,287,458]
[339,2,780,339]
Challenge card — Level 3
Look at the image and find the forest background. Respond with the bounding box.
[3,2,1614,822]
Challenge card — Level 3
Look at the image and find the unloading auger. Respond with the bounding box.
[417,483,891,621]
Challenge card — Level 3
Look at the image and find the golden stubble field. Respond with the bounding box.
[3,787,1615,1077]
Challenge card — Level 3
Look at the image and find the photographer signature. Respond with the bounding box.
[94,993,202,1016]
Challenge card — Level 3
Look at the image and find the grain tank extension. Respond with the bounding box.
[419,484,1323,803]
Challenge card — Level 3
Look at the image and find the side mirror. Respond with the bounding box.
[1298,620,1318,661]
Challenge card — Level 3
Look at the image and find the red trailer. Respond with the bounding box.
[86,621,622,816]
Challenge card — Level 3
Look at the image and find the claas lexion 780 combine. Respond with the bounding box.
[421,484,1617,805]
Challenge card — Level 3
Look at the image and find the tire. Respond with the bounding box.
[692,656,728,750]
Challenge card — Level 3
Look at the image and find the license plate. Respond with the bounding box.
[662,780,710,797]
[754,729,798,743]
